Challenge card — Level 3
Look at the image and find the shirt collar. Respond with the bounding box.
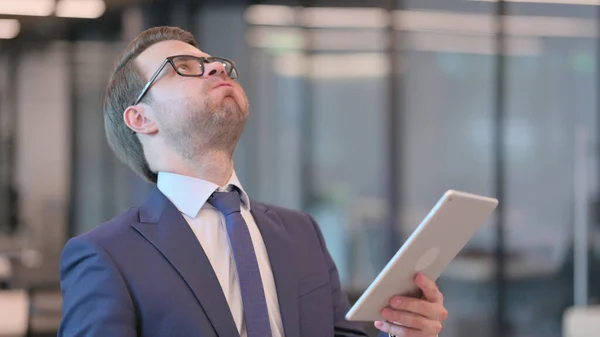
[156,170,251,218]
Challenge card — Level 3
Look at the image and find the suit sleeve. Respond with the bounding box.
[58,236,137,337]
[307,215,369,337]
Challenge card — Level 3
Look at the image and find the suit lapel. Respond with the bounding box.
[132,187,239,337]
[251,202,300,337]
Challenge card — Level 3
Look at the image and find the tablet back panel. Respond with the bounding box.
[346,190,498,321]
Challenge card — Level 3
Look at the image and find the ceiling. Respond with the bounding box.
[1,0,597,43]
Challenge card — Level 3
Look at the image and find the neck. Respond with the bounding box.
[155,149,234,186]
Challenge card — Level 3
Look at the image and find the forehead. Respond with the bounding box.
[136,40,209,77]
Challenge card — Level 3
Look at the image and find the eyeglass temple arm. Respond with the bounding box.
[133,59,170,105]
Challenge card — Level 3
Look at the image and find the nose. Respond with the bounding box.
[203,59,227,79]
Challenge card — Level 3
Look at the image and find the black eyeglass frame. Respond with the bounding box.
[132,55,239,106]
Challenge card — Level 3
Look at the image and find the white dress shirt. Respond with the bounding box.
[157,170,284,337]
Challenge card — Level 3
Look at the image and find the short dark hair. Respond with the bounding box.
[103,26,198,183]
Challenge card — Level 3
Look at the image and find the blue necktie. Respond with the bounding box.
[208,189,272,337]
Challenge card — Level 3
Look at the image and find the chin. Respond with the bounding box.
[221,96,248,118]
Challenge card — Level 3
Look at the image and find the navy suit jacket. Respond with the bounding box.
[59,187,371,337]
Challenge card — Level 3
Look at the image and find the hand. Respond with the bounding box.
[374,273,448,337]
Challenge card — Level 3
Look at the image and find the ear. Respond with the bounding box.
[123,105,158,134]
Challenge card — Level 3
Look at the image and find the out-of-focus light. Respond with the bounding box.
[245,5,389,28]
[395,10,597,38]
[505,16,596,37]
[248,26,541,56]
[0,0,54,16]
[244,5,297,26]
[246,27,305,51]
[300,7,390,28]
[395,10,494,35]
[407,32,541,55]
[310,53,390,78]
[0,19,21,39]
[56,0,106,19]
[472,0,598,5]
[246,27,388,51]
[245,5,596,38]
[275,53,390,78]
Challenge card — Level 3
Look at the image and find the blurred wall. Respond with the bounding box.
[14,42,70,284]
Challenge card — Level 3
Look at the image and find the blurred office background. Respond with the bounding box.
[0,0,599,336]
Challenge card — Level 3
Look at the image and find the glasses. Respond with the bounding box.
[132,55,239,106]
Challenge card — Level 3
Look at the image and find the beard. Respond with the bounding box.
[156,92,249,161]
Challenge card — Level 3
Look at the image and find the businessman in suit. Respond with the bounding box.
[59,26,448,337]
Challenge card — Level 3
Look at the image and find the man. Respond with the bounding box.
[59,26,448,337]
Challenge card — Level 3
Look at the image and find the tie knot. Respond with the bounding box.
[208,189,241,216]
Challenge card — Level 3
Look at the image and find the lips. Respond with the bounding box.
[213,82,233,89]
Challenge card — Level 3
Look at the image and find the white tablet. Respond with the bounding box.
[345,189,498,321]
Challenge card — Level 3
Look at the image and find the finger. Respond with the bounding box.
[415,273,443,304]
[380,307,443,335]
[389,296,448,322]
[374,320,422,337]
